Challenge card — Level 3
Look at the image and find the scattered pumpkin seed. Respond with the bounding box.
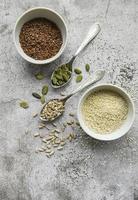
[32,92,41,99]
[74,68,82,74]
[76,74,83,82]
[85,64,90,72]
[76,122,80,126]
[42,85,48,95]
[19,101,29,109]
[40,95,45,104]
[35,72,45,80]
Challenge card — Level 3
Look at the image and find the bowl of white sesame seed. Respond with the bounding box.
[77,84,135,141]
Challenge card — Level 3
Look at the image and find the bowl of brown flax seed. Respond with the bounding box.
[77,84,135,141]
[13,7,67,64]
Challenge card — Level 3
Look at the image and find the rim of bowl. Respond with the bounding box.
[77,83,135,141]
[13,7,68,64]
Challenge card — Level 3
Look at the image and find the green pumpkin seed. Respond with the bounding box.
[42,85,48,95]
[76,74,83,82]
[85,64,90,72]
[32,92,41,99]
[35,72,45,80]
[74,68,82,74]
[40,95,45,104]
[19,101,29,109]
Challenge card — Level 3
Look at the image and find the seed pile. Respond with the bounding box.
[40,99,65,121]
[19,18,62,60]
[35,131,76,157]
[52,64,72,86]
[82,90,128,133]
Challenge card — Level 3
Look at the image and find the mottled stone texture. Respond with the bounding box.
[0,0,137,200]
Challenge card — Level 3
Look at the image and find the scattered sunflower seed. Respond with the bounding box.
[60,92,66,96]
[38,124,45,129]
[53,144,59,147]
[42,85,48,95]
[32,113,38,118]
[34,132,40,137]
[42,138,47,143]
[35,72,45,80]
[38,148,45,152]
[76,74,83,82]
[19,101,29,109]
[49,150,55,156]
[74,68,82,74]
[52,122,57,127]
[46,136,53,141]
[40,95,45,104]
[32,92,41,99]
[57,146,63,150]
[46,149,52,153]
[47,144,52,149]
[60,141,66,146]
[69,113,74,117]
[85,64,90,72]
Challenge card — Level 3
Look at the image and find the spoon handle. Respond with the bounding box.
[65,70,105,100]
[74,23,101,58]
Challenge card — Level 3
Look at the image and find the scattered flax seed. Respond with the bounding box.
[32,113,38,118]
[34,132,40,137]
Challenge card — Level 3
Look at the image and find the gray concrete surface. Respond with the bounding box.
[0,0,138,199]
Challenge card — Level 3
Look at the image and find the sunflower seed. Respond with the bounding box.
[49,150,55,156]
[69,113,74,117]
[46,136,53,141]
[42,139,47,143]
[34,132,40,137]
[55,139,61,144]
[47,144,51,149]
[38,148,45,152]
[53,144,59,147]
[60,141,66,146]
[32,113,38,118]
[60,92,66,96]
[52,122,57,127]
[57,146,63,150]
[46,149,52,153]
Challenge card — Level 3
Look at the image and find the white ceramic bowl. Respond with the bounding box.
[13,7,68,64]
[77,84,135,141]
